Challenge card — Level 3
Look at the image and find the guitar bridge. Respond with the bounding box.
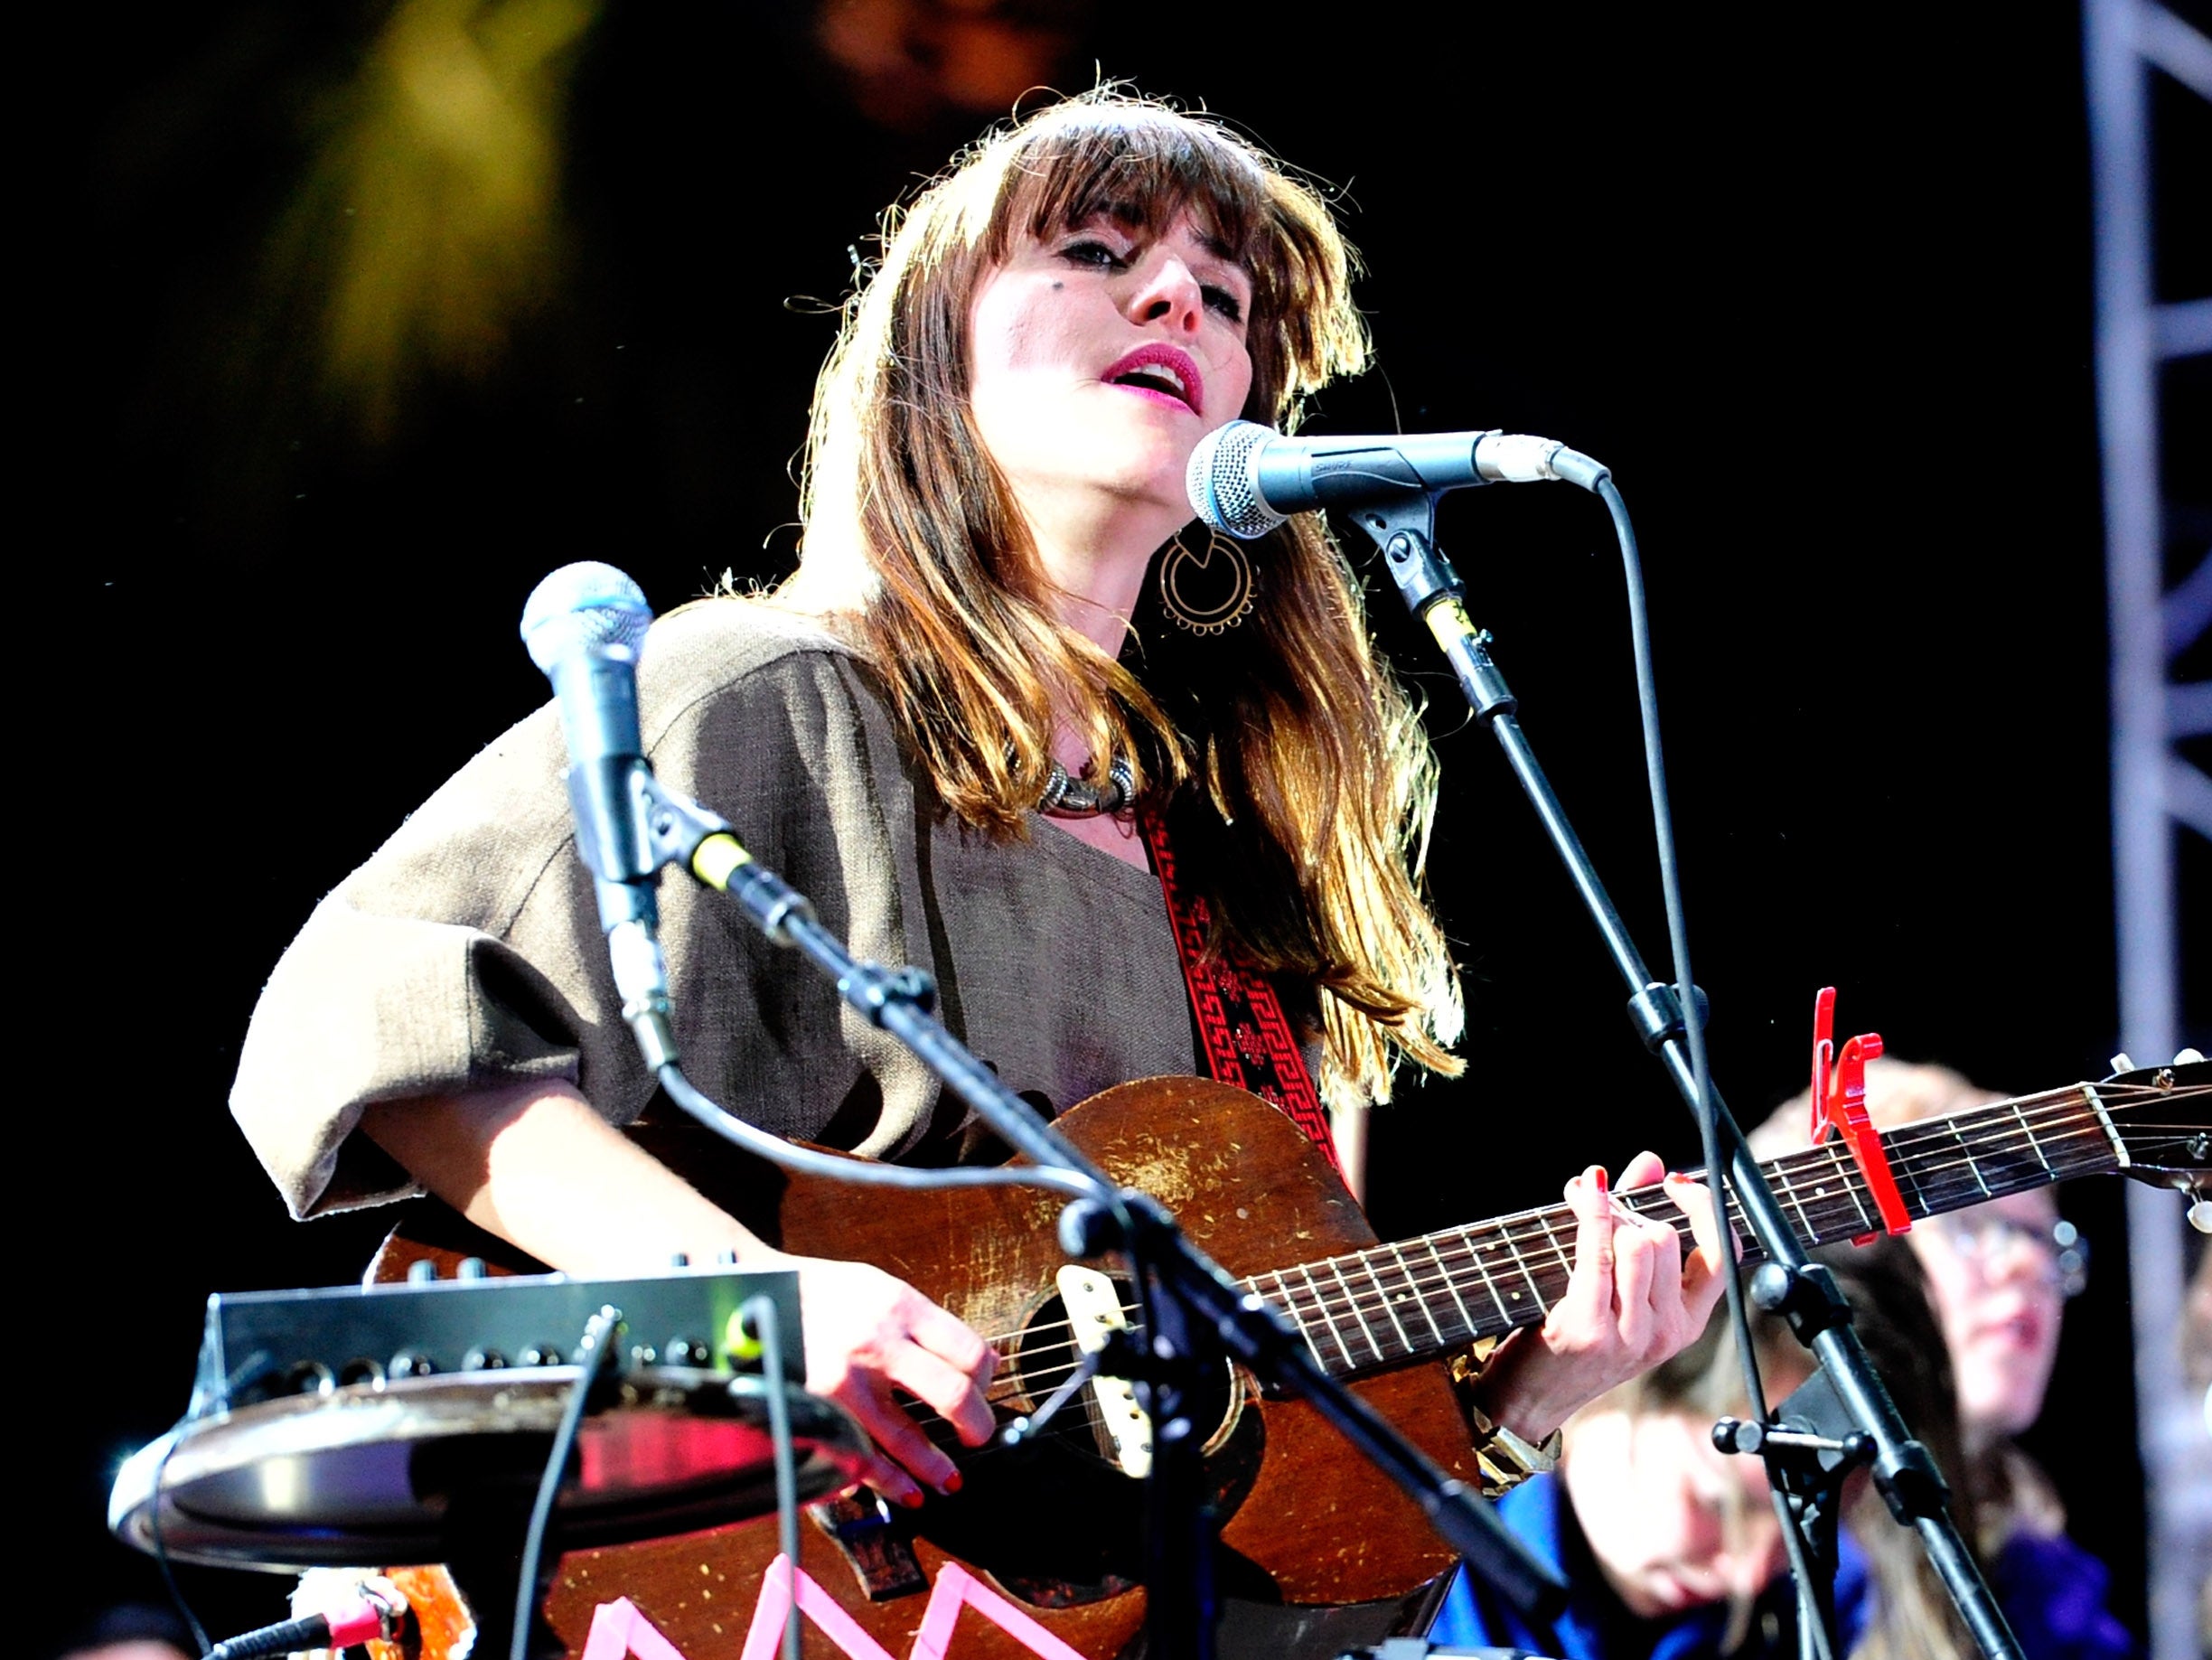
[807,1490,929,1601]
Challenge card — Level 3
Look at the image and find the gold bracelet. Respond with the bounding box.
[1448,1343,1563,1496]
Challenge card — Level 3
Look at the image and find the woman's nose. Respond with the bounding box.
[1128,254,1204,333]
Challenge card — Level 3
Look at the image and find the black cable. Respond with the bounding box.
[202,1613,335,1659]
[511,1303,623,1660]
[146,1424,211,1658]
[742,1293,803,1660]
[655,1062,1097,1199]
[1598,473,1832,1660]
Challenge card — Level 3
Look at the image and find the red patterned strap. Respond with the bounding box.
[1138,805,1339,1173]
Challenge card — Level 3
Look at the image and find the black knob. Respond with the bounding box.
[389,1351,437,1380]
[463,1347,509,1371]
[519,1346,564,1367]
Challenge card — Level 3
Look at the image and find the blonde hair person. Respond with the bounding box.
[232,89,1730,1542]
[1750,1059,2137,1660]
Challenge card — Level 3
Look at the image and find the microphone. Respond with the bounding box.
[520,562,677,1065]
[1186,419,1607,539]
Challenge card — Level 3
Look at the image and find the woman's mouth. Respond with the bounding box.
[1104,345,1204,417]
[1970,1305,2049,1354]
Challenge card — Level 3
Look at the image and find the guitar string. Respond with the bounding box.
[1169,1091,2200,1371]
[1258,1101,2203,1362]
[1276,1110,2143,1344]
[960,1151,2151,1426]
[959,1093,2200,1403]
[1258,1097,2124,1321]
[893,1088,2204,1434]
[968,1100,2201,1397]
[911,1189,2199,1445]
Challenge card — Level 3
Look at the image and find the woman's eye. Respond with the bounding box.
[1059,239,1127,270]
[1203,285,1246,324]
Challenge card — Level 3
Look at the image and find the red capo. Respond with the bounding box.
[1806,987,1911,1242]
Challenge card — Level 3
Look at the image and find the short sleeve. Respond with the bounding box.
[228,605,938,1217]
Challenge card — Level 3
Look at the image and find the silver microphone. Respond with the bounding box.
[1186,419,1607,539]
[520,562,674,1059]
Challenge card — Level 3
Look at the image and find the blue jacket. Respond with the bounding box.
[1428,1477,2135,1660]
[1427,1475,1866,1660]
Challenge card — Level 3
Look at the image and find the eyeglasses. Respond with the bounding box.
[1926,1211,2090,1298]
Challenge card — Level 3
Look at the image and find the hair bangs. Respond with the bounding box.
[971,101,1364,424]
[996,112,1270,272]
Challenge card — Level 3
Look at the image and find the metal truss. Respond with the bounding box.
[2085,5,2211,1660]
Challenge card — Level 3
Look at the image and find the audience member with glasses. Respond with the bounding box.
[1425,1239,1978,1660]
[1754,1058,2133,1660]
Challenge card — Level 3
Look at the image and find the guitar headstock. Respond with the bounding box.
[2095,1055,2211,1200]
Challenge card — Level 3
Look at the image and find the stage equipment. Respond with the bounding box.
[110,1263,858,1659]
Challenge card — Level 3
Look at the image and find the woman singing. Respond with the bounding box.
[231,90,1725,1541]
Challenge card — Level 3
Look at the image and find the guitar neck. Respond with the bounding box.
[1242,1077,2173,1382]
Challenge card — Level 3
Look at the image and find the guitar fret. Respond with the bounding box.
[1380,1243,1441,1349]
[1456,1228,1513,1326]
[1951,1117,1995,1202]
[1494,1220,1547,1315]
[1532,1211,1570,1309]
[2011,1102,2053,1179]
[1419,1237,1478,1343]
[1299,1263,1357,1370]
[1328,1259,1389,1365]
[1261,1268,1328,1370]
[1828,1140,1877,1236]
[1772,1155,1821,1246]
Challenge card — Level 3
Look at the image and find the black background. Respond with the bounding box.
[45,3,2208,1655]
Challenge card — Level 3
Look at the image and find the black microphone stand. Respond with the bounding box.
[1341,485,2023,1660]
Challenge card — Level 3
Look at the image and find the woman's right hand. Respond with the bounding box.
[771,1253,999,1506]
[359,1083,998,1506]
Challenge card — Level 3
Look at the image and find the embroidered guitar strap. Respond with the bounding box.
[1138,804,1339,1173]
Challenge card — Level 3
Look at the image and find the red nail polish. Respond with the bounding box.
[942,1471,963,1495]
[902,1487,926,1509]
[1594,1167,1608,1195]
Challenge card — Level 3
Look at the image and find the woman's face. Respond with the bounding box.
[1907,1189,2066,1446]
[966,210,1255,535]
[1561,1408,1790,1618]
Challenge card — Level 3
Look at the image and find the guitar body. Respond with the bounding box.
[371,1077,1475,1659]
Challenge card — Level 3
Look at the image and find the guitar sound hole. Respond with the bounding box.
[892,1282,1269,1609]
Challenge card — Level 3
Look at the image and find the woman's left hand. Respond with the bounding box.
[1467,1151,1729,1443]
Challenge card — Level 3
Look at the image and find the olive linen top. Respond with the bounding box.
[230,601,1201,1219]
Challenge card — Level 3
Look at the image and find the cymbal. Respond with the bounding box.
[110,1365,868,1571]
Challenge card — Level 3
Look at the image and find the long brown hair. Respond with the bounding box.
[776,90,1461,1104]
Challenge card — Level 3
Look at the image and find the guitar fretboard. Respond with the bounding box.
[1239,1076,2208,1380]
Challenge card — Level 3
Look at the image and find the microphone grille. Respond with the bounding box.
[520,562,652,672]
[1186,420,1283,541]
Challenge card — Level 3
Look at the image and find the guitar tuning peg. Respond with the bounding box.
[2174,1048,2205,1065]
[2189,1196,2211,1235]
[2110,1053,2136,1074]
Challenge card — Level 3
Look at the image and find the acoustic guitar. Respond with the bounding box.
[361,1063,2208,1660]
